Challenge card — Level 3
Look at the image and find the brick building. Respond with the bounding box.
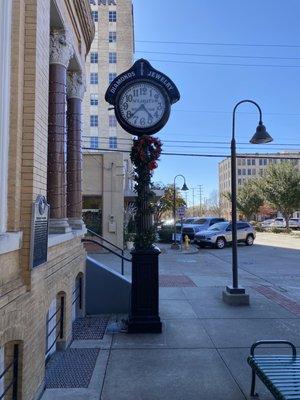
[0,1,94,399]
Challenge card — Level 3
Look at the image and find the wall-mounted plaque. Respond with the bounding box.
[30,195,49,268]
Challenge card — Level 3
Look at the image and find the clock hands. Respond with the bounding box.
[131,104,144,117]
[130,103,153,119]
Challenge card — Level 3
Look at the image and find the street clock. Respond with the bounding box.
[105,59,180,136]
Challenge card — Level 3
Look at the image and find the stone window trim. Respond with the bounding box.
[0,231,23,256]
[0,0,12,235]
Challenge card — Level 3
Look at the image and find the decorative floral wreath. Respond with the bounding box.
[130,136,162,171]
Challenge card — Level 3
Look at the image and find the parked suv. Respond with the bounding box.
[194,221,256,249]
[289,218,300,229]
[270,218,286,228]
[182,217,227,240]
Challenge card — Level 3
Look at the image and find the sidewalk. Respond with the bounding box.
[42,241,300,400]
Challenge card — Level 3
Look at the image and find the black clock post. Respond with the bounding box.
[105,59,180,333]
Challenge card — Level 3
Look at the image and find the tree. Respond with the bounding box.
[152,183,186,224]
[224,179,264,220]
[261,162,300,229]
[207,190,223,217]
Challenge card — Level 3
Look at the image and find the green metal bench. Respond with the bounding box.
[247,340,300,399]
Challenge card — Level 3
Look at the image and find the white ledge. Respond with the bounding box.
[0,231,23,255]
[48,227,87,248]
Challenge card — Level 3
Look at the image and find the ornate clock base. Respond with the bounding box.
[127,247,162,334]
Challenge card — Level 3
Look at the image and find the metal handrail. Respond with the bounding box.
[86,228,124,252]
[82,238,132,276]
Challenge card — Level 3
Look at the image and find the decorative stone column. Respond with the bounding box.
[66,72,85,230]
[48,30,73,234]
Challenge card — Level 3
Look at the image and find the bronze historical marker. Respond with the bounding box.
[31,195,50,268]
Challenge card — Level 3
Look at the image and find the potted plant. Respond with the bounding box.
[125,231,136,250]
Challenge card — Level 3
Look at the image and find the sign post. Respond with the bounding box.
[105,59,180,333]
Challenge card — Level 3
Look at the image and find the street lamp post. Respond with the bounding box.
[171,175,188,249]
[223,100,273,306]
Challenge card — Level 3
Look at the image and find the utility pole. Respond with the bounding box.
[198,185,203,216]
[192,188,195,216]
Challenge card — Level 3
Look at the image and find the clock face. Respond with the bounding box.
[118,82,167,129]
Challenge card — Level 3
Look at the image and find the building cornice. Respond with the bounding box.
[73,0,95,54]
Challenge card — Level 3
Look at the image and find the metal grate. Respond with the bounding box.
[45,348,100,388]
[72,316,109,340]
[159,275,197,287]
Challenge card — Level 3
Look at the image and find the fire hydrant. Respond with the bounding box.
[184,235,190,250]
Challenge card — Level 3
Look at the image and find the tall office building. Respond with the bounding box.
[83,0,134,157]
[82,0,135,246]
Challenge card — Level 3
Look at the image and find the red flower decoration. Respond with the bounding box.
[130,136,162,172]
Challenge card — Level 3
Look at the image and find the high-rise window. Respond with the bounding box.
[90,115,98,127]
[109,137,118,149]
[109,115,117,127]
[109,11,117,22]
[90,73,98,84]
[90,137,99,149]
[247,169,252,175]
[247,159,251,165]
[90,52,98,63]
[109,31,117,42]
[252,159,256,165]
[109,52,117,63]
[90,94,99,106]
[91,11,98,22]
[237,169,241,175]
[109,73,117,84]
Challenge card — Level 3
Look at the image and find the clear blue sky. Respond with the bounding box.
[132,0,300,206]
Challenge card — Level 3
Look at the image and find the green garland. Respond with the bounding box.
[130,136,162,250]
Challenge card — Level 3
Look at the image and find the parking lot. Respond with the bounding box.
[91,232,300,297]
